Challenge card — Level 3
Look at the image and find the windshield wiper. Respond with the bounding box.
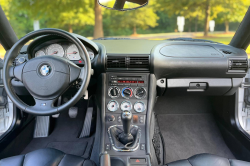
[166,38,220,44]
[94,37,130,40]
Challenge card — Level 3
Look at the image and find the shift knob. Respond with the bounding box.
[121,110,132,134]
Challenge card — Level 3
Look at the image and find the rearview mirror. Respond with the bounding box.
[98,0,148,11]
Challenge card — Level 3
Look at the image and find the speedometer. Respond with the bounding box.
[46,44,64,57]
[66,44,81,60]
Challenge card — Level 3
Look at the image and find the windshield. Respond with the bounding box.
[0,0,250,58]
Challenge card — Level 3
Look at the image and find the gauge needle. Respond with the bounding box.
[51,51,58,55]
[67,51,77,54]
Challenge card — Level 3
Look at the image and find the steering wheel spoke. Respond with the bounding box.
[78,67,86,81]
[68,62,82,84]
[26,98,58,115]
[9,62,26,82]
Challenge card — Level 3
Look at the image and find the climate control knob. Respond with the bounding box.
[134,87,147,99]
[108,86,120,99]
[121,87,133,99]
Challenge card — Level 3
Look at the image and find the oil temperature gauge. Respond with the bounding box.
[120,101,132,111]
[107,100,119,112]
[134,101,146,113]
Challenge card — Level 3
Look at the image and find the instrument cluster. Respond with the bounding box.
[34,43,95,61]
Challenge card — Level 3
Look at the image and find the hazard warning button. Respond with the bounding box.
[130,158,146,164]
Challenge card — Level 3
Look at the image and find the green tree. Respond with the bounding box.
[94,0,104,38]
[215,0,249,33]
[156,0,226,36]
[11,0,95,33]
[1,0,35,38]
[103,2,159,35]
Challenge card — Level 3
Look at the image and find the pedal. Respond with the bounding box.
[79,107,93,138]
[34,116,50,138]
[52,114,60,118]
[69,107,78,118]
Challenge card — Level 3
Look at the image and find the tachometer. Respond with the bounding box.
[46,44,64,57]
[66,44,81,60]
[35,50,45,57]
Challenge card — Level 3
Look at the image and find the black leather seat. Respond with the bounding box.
[0,148,96,166]
[167,153,250,166]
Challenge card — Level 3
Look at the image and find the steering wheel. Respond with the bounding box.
[3,28,91,115]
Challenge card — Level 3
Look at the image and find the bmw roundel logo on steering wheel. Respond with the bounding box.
[40,65,51,76]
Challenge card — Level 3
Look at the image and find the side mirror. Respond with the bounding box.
[98,0,148,11]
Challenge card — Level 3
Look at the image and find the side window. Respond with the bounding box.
[0,44,14,137]
[0,43,6,59]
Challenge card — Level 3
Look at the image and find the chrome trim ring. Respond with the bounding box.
[120,100,132,111]
[108,86,120,99]
[134,101,146,113]
[107,100,119,112]
[121,87,133,99]
[134,87,147,99]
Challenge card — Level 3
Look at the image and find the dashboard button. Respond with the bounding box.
[105,143,111,150]
[130,158,146,164]
[140,144,145,150]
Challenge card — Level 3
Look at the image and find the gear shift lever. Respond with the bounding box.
[121,110,132,134]
[119,110,134,145]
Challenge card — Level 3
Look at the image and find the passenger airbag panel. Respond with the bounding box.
[160,45,223,58]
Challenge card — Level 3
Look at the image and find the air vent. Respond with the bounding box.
[228,59,248,72]
[128,56,149,68]
[107,55,149,70]
[107,56,126,68]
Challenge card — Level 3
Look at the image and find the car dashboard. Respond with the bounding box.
[12,33,248,97]
[9,33,249,166]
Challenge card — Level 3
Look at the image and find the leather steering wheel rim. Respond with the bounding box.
[3,28,91,115]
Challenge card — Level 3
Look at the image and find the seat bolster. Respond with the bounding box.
[229,159,250,166]
[0,148,96,166]
[82,159,96,166]
[0,155,25,166]
[24,148,65,166]
[167,159,192,166]
[166,154,250,166]
[188,153,231,166]
[58,154,85,166]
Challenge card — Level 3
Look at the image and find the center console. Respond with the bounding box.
[105,73,150,165]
